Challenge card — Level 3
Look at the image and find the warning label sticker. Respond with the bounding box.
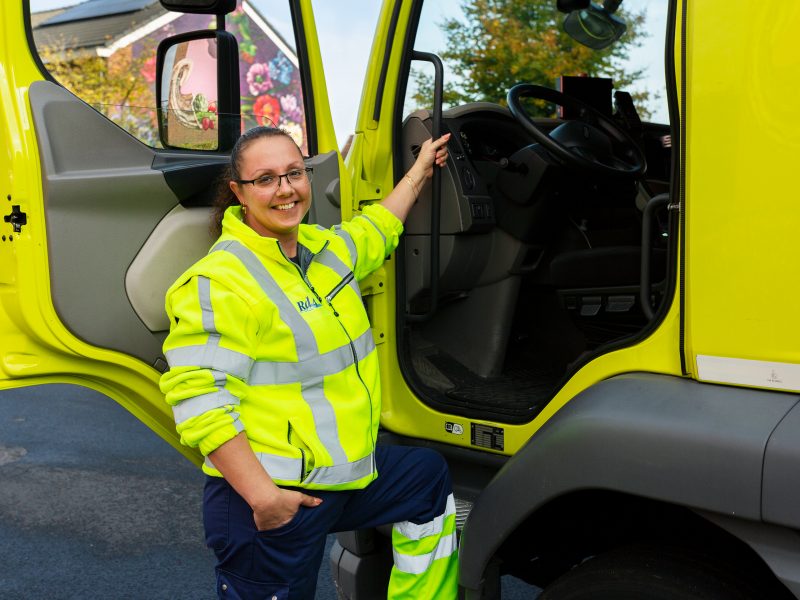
[445,422,464,435]
[471,423,504,451]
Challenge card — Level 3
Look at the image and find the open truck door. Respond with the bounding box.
[0,0,347,463]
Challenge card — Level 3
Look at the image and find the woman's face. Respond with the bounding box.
[230,135,311,242]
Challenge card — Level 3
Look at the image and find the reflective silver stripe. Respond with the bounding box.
[315,248,351,279]
[392,532,458,575]
[256,453,302,481]
[302,375,347,463]
[215,240,348,465]
[302,452,375,486]
[353,327,376,359]
[164,274,255,381]
[394,494,456,541]
[231,414,245,434]
[173,389,240,424]
[164,345,253,381]
[205,451,302,481]
[205,451,373,485]
[214,241,319,361]
[315,249,360,301]
[197,275,224,375]
[198,276,215,332]
[249,345,350,386]
[211,369,227,389]
[333,225,357,266]
[360,214,386,247]
[249,328,376,386]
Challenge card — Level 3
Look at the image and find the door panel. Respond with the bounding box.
[305,150,342,228]
[31,79,346,368]
[30,81,177,366]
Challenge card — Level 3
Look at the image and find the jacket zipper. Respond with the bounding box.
[281,241,375,466]
[325,271,354,306]
[326,285,375,457]
[331,313,376,455]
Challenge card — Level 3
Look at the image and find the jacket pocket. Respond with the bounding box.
[288,419,315,479]
[217,569,289,599]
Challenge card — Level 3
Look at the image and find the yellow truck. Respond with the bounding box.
[2,0,799,597]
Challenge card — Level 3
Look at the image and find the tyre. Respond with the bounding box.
[538,546,761,600]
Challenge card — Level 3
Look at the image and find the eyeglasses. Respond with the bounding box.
[235,167,313,190]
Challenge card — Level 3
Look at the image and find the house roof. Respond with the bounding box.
[33,0,166,54]
[31,0,297,64]
[30,8,68,29]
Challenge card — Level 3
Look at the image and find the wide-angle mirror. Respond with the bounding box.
[156,30,240,151]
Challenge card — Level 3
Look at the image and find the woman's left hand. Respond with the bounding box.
[409,133,451,183]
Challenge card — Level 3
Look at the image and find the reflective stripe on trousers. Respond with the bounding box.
[389,493,459,598]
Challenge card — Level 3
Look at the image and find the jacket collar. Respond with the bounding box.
[218,205,329,259]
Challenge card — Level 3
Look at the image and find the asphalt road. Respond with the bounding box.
[0,384,537,599]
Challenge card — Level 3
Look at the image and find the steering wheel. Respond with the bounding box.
[507,83,646,177]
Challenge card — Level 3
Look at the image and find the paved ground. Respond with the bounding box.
[0,384,538,599]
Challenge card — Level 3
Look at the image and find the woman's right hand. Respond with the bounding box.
[252,488,322,531]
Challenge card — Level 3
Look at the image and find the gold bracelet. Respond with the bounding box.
[404,174,419,198]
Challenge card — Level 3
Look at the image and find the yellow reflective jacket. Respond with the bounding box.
[160,204,403,490]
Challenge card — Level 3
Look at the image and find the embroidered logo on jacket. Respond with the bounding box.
[297,296,323,313]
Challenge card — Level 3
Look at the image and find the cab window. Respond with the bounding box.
[28,0,309,153]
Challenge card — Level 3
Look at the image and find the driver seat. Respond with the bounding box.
[549,246,666,288]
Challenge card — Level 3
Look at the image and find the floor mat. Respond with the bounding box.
[425,351,560,417]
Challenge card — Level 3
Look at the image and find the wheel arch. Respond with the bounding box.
[458,373,800,595]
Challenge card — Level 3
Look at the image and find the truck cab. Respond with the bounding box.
[2,0,800,598]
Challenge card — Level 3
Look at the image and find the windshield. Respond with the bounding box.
[409,0,668,124]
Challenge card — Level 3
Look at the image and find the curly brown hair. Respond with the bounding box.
[210,126,301,237]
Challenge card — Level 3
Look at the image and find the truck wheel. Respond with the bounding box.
[539,546,760,600]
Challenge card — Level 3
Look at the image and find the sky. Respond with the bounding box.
[29,0,668,148]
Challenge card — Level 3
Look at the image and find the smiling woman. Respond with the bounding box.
[157,122,455,598]
[230,130,313,244]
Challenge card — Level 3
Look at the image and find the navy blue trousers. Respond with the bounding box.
[203,445,452,599]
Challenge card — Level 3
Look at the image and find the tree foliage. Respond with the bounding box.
[37,39,160,145]
[411,0,651,118]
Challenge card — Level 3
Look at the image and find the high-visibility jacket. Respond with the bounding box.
[159,204,403,490]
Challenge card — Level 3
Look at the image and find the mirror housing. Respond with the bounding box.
[562,2,626,49]
[159,0,236,15]
[556,0,590,12]
[156,30,240,152]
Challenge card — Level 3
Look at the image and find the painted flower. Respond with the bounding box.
[253,94,280,127]
[279,94,302,122]
[279,119,304,148]
[246,63,273,96]
[268,54,293,87]
[139,55,156,83]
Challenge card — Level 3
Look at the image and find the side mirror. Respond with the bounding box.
[156,30,240,151]
[562,2,626,50]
